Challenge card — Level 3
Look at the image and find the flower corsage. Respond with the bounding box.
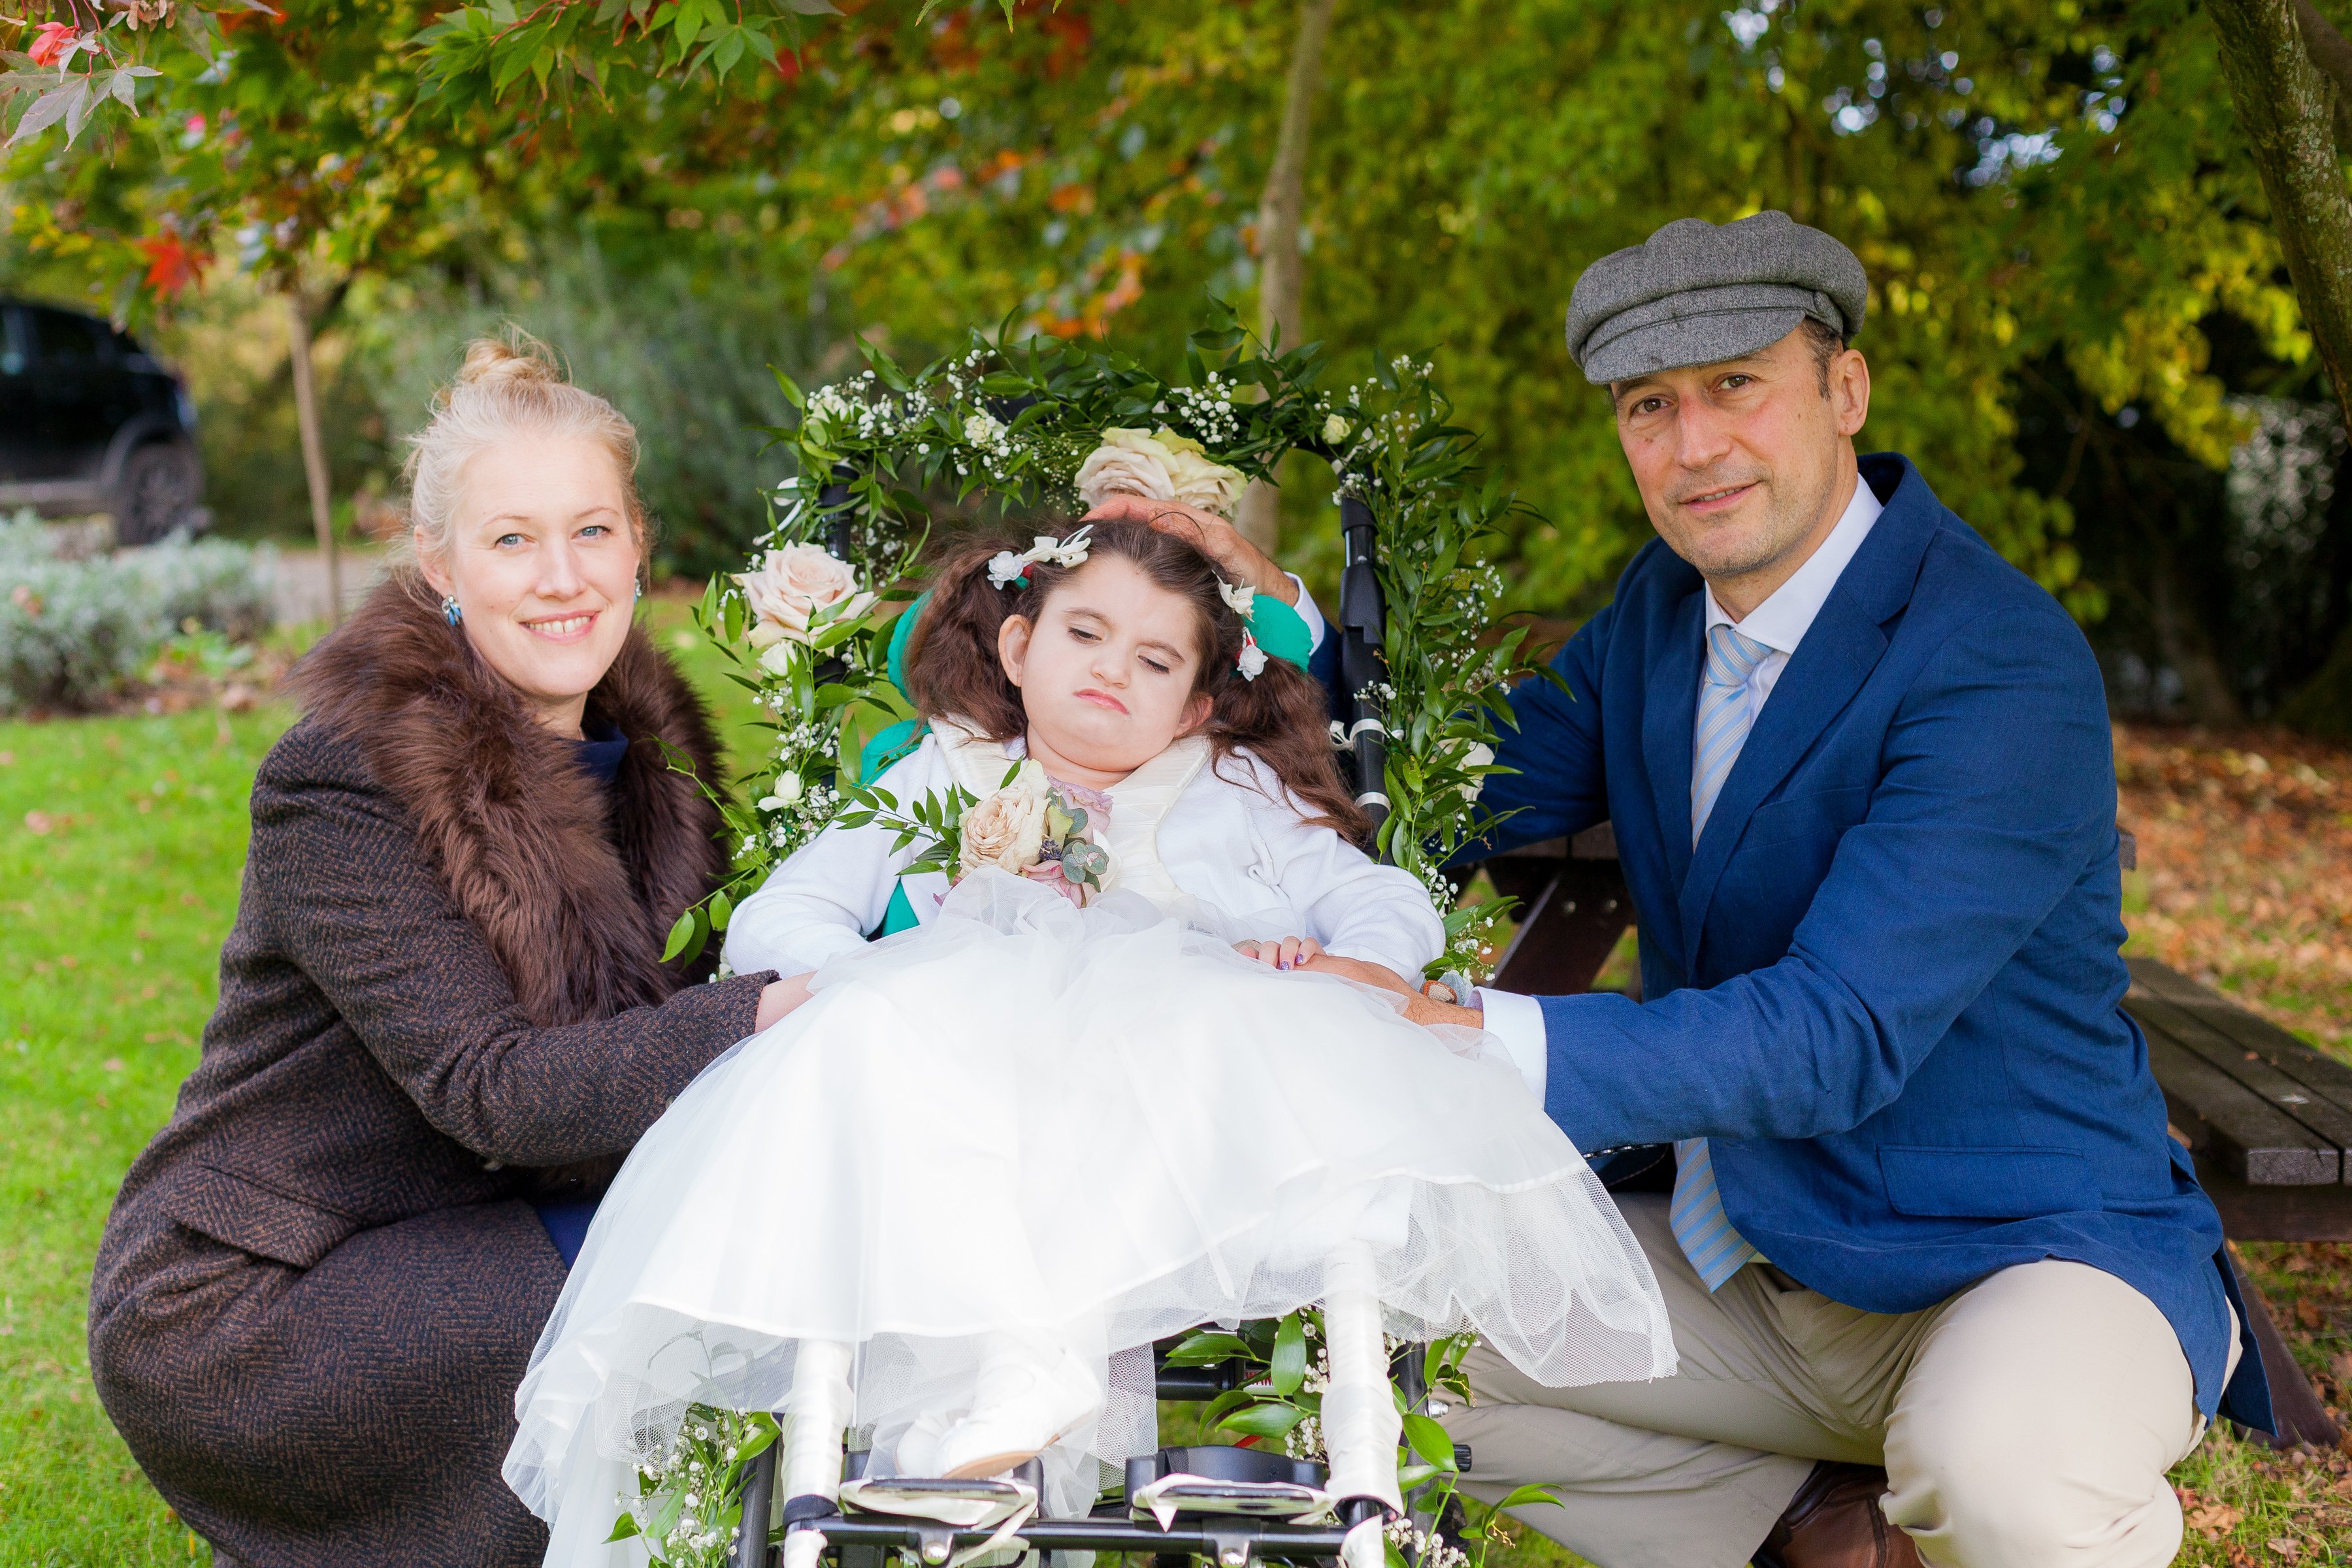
[838,759,1111,908]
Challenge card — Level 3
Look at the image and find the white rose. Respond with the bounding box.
[1458,742,1496,802]
[758,773,804,812]
[1159,441,1247,516]
[733,543,875,649]
[1073,427,1179,511]
[1323,413,1352,444]
[959,779,1050,875]
[1236,634,1268,681]
[757,639,800,676]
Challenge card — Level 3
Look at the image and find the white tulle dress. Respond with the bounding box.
[504,722,1675,1563]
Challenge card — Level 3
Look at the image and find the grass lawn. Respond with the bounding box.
[3,608,2349,1564]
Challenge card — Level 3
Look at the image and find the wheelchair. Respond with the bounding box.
[715,479,1467,1568]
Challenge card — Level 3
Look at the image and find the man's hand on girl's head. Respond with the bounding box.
[1083,494,1300,606]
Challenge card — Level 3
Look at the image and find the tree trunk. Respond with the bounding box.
[1233,0,1339,553]
[285,293,342,626]
[2210,0,2352,432]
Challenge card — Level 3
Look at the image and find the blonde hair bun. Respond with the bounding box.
[451,332,566,395]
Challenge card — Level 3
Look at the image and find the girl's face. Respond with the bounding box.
[418,430,641,738]
[997,553,1216,781]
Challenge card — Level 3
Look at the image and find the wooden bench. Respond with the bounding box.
[1476,828,2343,1446]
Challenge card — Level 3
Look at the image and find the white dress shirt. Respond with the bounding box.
[1475,472,1886,1104]
[1287,574,1329,651]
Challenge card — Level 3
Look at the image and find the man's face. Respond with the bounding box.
[1610,327,1871,595]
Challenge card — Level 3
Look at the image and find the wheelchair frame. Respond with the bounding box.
[725,1340,1458,1568]
[724,473,1424,1568]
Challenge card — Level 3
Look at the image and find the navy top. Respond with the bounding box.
[534,718,632,1269]
[574,719,630,785]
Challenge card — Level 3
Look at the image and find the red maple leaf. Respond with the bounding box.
[139,233,199,297]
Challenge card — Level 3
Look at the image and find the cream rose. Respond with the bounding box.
[1073,427,1246,518]
[733,543,875,649]
[1156,432,1247,515]
[958,760,1052,875]
[1073,428,1179,509]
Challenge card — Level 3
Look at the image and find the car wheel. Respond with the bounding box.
[113,442,203,547]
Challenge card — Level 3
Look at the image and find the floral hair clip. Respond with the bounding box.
[1236,629,1267,681]
[987,525,1094,591]
[1216,578,1255,618]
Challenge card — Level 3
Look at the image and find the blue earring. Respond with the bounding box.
[441,595,463,627]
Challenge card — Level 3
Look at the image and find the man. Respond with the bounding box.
[1340,211,2269,1567]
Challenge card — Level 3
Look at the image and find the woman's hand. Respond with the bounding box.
[1299,951,1485,1028]
[1233,935,1325,972]
[1083,494,1299,606]
[754,973,815,1032]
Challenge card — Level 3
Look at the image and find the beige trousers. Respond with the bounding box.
[1443,1193,2236,1568]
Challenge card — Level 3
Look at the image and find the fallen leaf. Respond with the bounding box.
[2189,1501,2244,1536]
[2300,1297,2325,1330]
[102,1058,123,1073]
[23,810,51,834]
[2269,1539,2302,1561]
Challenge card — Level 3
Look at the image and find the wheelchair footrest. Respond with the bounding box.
[1124,1446,1333,1526]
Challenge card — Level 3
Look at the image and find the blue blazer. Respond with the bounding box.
[1475,453,2268,1428]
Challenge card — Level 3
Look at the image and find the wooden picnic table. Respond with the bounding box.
[1475,828,2345,1447]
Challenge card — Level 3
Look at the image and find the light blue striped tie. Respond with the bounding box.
[1673,621,1774,1291]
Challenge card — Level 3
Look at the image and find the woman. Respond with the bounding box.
[88,337,798,1567]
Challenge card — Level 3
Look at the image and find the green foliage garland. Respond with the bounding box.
[668,302,1550,979]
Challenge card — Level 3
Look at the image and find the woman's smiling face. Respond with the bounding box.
[996,553,1215,784]
[419,429,641,737]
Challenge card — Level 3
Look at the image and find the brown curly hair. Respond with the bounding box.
[904,517,1370,845]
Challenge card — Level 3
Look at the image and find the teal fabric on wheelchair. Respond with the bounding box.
[1245,593,1314,667]
[855,590,935,782]
[880,880,921,936]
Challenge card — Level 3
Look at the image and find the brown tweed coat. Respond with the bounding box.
[89,573,777,1568]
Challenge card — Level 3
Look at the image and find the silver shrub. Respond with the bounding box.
[0,511,276,712]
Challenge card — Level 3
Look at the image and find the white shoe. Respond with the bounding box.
[891,1409,957,1479]
[932,1342,1102,1480]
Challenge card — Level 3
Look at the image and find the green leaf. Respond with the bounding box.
[661,908,701,963]
[604,1511,642,1542]
[1401,1413,1458,1471]
[1215,1401,1306,1439]
[710,889,734,932]
[1269,1312,1308,1396]
[1394,1463,1439,1493]
[1492,1482,1567,1512]
[1162,1331,1255,1365]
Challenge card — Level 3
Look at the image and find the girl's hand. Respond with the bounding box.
[754,973,815,1032]
[1233,935,1325,972]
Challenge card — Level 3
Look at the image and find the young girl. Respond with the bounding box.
[504,519,1674,1565]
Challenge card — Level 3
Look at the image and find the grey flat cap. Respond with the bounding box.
[1566,211,1868,385]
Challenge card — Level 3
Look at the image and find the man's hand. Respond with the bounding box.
[1083,493,1299,605]
[1299,952,1486,1028]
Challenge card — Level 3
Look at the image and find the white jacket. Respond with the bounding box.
[723,719,1445,984]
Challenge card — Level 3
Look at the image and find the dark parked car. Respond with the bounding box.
[0,298,204,545]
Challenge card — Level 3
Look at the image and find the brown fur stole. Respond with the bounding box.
[287,570,732,1028]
